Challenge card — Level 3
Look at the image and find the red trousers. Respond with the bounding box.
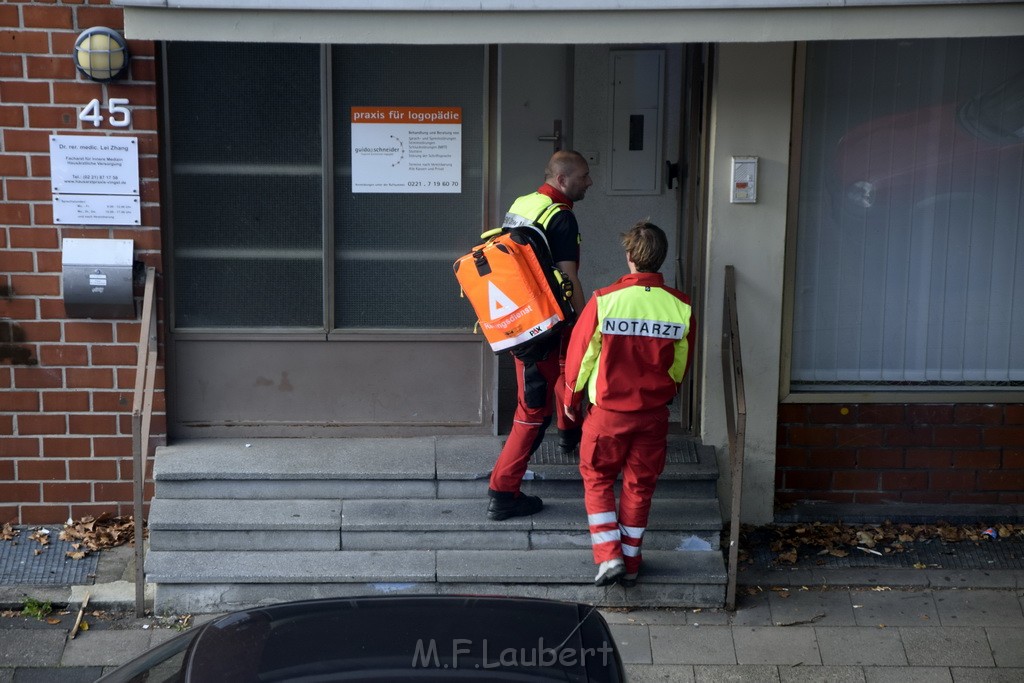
[489,333,578,493]
[579,404,669,573]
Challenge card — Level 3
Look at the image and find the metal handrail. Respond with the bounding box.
[131,267,158,617]
[721,265,747,611]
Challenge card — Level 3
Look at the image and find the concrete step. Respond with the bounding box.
[153,435,718,500]
[148,498,342,551]
[146,549,727,613]
[148,497,722,551]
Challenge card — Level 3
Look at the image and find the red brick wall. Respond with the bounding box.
[1,0,163,525]
[776,404,1024,507]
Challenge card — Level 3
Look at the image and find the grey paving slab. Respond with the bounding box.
[780,665,866,683]
[934,589,1024,627]
[985,627,1024,667]
[812,569,931,589]
[0,670,10,683]
[623,664,696,682]
[608,623,653,664]
[9,668,104,683]
[601,607,729,626]
[693,665,781,682]
[769,588,856,626]
[732,626,820,665]
[729,592,774,626]
[738,568,817,588]
[814,627,908,666]
[0,631,65,667]
[949,669,1024,683]
[60,629,153,666]
[649,625,736,665]
[851,589,940,627]
[898,627,994,667]
[601,608,689,626]
[926,571,1019,590]
[863,666,952,683]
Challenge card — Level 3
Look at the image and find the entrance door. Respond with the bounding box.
[494,45,702,435]
[495,45,573,432]
[164,43,494,438]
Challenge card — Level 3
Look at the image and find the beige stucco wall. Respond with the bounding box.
[702,42,794,524]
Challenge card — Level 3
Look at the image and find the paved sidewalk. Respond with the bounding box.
[2,543,1024,681]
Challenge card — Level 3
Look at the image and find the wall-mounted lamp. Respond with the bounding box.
[73,27,130,82]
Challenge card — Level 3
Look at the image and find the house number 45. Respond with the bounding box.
[78,98,132,128]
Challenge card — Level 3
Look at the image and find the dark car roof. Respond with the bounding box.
[106,595,625,682]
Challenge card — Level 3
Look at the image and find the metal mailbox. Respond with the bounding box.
[62,238,135,319]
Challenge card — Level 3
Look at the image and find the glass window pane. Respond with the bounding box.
[332,45,483,330]
[792,38,1024,390]
[167,42,323,329]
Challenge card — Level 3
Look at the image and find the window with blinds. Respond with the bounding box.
[791,38,1024,391]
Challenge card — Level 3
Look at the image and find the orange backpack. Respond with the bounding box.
[454,225,575,354]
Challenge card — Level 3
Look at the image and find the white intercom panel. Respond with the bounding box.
[730,156,759,203]
[609,49,665,195]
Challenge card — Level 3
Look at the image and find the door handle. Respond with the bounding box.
[665,160,683,190]
[538,120,562,152]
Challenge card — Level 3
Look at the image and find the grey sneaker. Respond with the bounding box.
[619,571,639,588]
[594,558,626,586]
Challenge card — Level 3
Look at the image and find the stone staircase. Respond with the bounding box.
[145,435,727,613]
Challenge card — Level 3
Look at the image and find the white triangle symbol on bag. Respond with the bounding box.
[488,281,519,319]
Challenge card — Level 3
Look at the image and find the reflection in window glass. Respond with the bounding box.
[792,38,1024,390]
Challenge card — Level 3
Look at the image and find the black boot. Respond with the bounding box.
[487,489,543,521]
[558,427,582,455]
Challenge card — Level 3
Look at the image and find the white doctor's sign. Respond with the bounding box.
[351,106,462,194]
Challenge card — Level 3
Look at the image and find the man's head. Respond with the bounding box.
[544,150,592,202]
[622,220,668,273]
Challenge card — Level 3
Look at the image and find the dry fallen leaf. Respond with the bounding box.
[1,523,19,542]
[60,515,138,560]
[46,618,61,625]
[28,529,50,546]
[777,549,798,564]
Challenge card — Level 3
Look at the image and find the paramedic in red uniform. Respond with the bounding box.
[486,150,591,521]
[563,220,695,586]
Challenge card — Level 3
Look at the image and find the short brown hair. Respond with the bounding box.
[621,219,668,273]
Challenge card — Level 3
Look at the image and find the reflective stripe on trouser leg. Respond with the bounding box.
[619,523,646,569]
[589,513,622,564]
[489,350,560,493]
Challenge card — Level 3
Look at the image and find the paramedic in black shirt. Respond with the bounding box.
[487,150,591,520]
